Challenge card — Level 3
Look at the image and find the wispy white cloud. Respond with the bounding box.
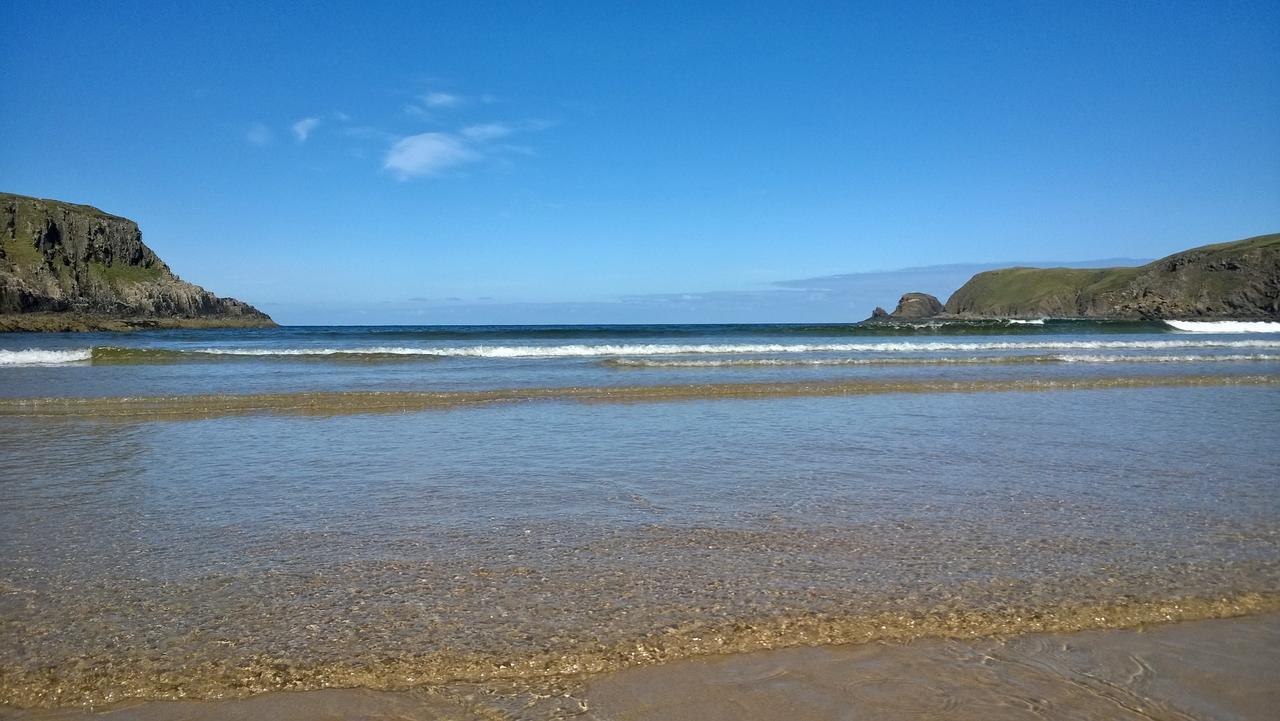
[246,122,273,146]
[460,122,513,142]
[423,91,462,108]
[403,89,481,118]
[292,117,321,143]
[278,85,547,179]
[384,133,479,179]
[383,117,553,180]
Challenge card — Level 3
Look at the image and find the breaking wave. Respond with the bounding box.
[4,339,1280,366]
[91,339,1280,360]
[1165,320,1280,333]
[0,349,94,366]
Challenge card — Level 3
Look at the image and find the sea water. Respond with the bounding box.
[0,320,1277,710]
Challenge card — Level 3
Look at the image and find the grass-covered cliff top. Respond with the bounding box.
[0,192,131,223]
[944,233,1279,319]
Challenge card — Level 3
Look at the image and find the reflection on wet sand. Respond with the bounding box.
[585,612,1280,721]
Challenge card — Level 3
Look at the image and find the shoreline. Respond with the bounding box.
[4,610,1277,720]
[2,592,1276,712]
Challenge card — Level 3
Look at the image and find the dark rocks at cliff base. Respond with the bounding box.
[1,192,275,331]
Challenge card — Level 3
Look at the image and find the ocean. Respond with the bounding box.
[1,320,1278,715]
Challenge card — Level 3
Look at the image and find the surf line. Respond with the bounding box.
[2,375,1276,420]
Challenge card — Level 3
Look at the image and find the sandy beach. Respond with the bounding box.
[5,613,1276,720]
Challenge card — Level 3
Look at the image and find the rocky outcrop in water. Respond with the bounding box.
[862,292,945,323]
[891,292,945,319]
[863,233,1279,322]
[1,193,274,331]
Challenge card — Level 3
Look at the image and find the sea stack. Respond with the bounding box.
[862,292,945,323]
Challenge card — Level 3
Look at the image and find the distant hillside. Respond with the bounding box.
[1,193,274,331]
[942,234,1279,320]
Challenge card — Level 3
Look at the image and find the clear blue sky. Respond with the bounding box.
[2,1,1277,324]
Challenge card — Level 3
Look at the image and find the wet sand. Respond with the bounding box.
[0,374,1274,419]
[6,613,1276,720]
[585,612,1280,721]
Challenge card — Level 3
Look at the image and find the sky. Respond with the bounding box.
[1,1,1277,324]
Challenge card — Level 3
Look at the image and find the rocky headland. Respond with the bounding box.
[1,193,274,331]
[863,233,1279,323]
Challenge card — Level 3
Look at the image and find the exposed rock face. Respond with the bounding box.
[861,293,944,323]
[1,193,274,331]
[889,292,944,319]
[943,234,1279,319]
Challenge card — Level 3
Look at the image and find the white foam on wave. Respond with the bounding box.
[1005,318,1046,325]
[190,346,444,357]
[1165,320,1280,334]
[11,339,1279,366]
[0,349,94,366]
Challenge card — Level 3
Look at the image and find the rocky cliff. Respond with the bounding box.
[942,234,1278,319]
[860,233,1278,322]
[1,193,274,331]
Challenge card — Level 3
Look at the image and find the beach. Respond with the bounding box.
[7,0,1278,715]
[2,322,1278,717]
[7,614,1279,719]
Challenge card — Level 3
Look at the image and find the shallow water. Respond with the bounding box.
[1,322,1278,711]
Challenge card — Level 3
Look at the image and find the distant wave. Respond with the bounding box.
[5,339,1280,366]
[230,319,1171,340]
[169,339,1280,357]
[604,353,1280,368]
[0,349,94,366]
[89,346,448,364]
[181,339,1280,357]
[1165,320,1280,334]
